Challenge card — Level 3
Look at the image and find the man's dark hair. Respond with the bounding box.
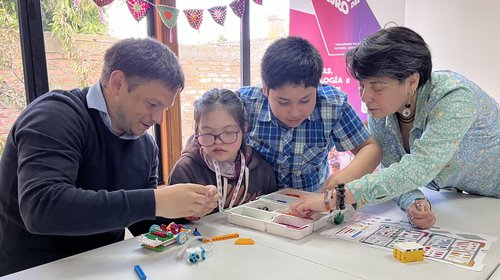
[346,26,432,88]
[261,36,323,90]
[100,38,184,92]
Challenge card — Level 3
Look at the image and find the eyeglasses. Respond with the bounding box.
[195,130,241,147]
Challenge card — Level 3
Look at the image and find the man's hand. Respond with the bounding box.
[154,184,218,218]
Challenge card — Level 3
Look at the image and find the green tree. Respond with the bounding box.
[0,0,109,157]
[0,0,24,110]
[43,0,108,35]
[0,0,108,102]
[48,0,108,87]
[0,0,20,155]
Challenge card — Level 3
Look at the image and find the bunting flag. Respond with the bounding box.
[127,0,150,22]
[183,9,204,30]
[91,0,264,32]
[229,0,246,18]
[157,5,179,42]
[157,5,179,29]
[208,6,227,26]
[93,0,114,7]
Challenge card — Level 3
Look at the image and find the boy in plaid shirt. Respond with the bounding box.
[238,37,381,192]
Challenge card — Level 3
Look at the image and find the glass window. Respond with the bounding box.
[0,0,25,156]
[178,0,290,146]
[249,0,289,85]
[177,0,244,146]
[40,0,152,134]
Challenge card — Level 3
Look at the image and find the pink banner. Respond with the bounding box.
[290,0,382,121]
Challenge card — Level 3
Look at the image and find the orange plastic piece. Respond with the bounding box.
[234,238,255,245]
[166,222,176,230]
[284,193,301,198]
[203,233,240,243]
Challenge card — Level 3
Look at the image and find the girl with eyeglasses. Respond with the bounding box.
[169,88,278,219]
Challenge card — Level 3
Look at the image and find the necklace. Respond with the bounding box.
[213,151,247,212]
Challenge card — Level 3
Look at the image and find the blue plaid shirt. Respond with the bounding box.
[238,84,370,192]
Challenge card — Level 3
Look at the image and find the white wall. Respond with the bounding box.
[367,0,406,27]
[405,0,500,101]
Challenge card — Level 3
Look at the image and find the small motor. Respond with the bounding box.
[186,246,206,264]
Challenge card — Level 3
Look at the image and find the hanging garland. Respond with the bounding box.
[208,6,227,26]
[93,0,114,7]
[88,0,264,31]
[156,5,179,42]
[157,5,179,29]
[183,9,204,30]
[126,0,151,22]
[229,0,246,18]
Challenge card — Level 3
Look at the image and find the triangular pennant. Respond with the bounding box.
[253,0,263,5]
[183,9,204,30]
[229,0,246,18]
[208,6,227,26]
[157,5,179,29]
[126,0,150,22]
[93,0,114,7]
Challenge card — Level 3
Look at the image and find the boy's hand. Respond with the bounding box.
[154,184,218,218]
[407,199,436,229]
[321,174,340,193]
[290,194,326,219]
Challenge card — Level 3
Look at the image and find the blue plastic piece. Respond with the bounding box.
[148,224,161,233]
[176,232,188,244]
[200,247,206,261]
[188,252,200,263]
[134,264,147,280]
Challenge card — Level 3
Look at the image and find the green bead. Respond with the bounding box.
[334,211,345,225]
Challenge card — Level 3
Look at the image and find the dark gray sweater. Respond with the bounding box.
[0,88,157,276]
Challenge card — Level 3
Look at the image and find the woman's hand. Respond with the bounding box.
[407,199,436,229]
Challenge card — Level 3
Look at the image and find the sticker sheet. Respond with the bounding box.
[320,213,497,271]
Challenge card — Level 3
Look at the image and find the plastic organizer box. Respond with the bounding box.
[225,188,336,239]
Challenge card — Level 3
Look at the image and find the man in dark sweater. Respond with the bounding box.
[0,38,218,276]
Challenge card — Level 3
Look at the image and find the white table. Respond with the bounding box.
[198,188,500,280]
[2,189,499,280]
[0,224,359,280]
[490,266,500,280]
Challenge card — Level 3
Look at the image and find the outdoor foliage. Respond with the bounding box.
[0,0,24,111]
[0,0,109,108]
[0,0,109,158]
[46,0,109,87]
[43,0,108,35]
